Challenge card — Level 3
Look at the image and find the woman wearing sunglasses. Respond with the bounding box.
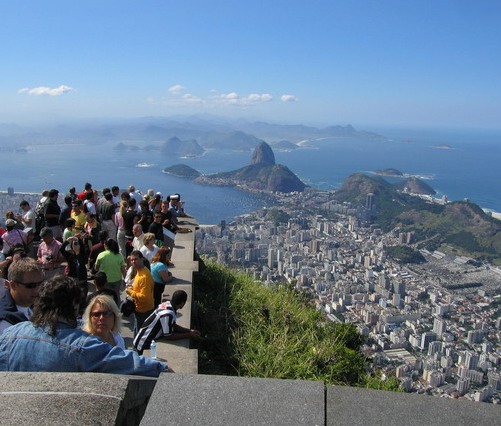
[82,294,125,349]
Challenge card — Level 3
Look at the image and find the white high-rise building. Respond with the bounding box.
[433,317,446,337]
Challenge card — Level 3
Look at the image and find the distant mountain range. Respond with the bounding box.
[0,116,386,154]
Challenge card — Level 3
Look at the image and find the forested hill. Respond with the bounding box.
[335,173,501,263]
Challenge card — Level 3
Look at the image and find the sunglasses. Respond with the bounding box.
[90,311,114,318]
[17,280,44,289]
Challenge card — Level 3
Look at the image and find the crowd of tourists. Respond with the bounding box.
[0,183,200,376]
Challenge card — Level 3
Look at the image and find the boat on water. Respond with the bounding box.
[136,162,154,168]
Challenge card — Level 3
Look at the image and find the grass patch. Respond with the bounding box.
[194,258,399,389]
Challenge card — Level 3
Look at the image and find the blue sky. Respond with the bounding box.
[1,0,500,128]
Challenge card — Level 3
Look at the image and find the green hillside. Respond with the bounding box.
[335,173,501,263]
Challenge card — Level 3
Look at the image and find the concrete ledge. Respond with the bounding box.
[0,372,157,426]
[170,269,196,284]
[153,345,199,374]
[140,374,325,426]
[326,385,501,426]
[169,260,199,271]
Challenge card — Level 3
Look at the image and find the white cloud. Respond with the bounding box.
[168,84,185,94]
[182,93,204,104]
[18,85,74,96]
[153,87,291,109]
[247,93,273,102]
[218,92,273,106]
[221,92,239,100]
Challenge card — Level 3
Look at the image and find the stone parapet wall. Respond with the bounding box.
[0,372,157,426]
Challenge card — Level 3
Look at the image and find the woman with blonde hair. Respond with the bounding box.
[140,232,158,263]
[82,294,125,348]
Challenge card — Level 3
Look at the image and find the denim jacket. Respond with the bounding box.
[0,321,166,377]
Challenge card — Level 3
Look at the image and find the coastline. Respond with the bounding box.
[1,187,500,230]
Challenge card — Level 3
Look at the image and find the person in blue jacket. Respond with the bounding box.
[0,275,171,376]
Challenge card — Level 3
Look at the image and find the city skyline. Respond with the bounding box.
[1,1,500,129]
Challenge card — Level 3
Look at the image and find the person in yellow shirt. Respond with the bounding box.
[70,200,87,234]
[126,250,154,337]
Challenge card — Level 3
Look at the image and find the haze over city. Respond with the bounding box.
[2,1,500,129]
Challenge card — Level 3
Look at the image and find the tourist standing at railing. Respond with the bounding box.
[95,188,110,221]
[84,213,100,247]
[36,228,65,276]
[128,185,143,212]
[123,199,139,256]
[58,196,73,235]
[132,223,145,251]
[60,235,89,313]
[43,189,62,241]
[149,211,166,247]
[83,191,97,216]
[167,195,180,227]
[140,233,159,263]
[111,186,121,210]
[77,182,92,201]
[94,239,126,302]
[126,250,155,337]
[100,192,117,242]
[138,200,153,233]
[1,219,30,255]
[87,231,108,274]
[150,247,172,308]
[148,192,162,213]
[17,201,36,235]
[67,187,77,202]
[114,200,128,258]
[70,199,87,234]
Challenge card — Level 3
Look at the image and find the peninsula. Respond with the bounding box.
[162,142,306,194]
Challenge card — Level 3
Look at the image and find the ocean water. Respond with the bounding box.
[1,126,500,224]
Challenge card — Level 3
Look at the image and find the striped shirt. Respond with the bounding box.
[133,301,176,351]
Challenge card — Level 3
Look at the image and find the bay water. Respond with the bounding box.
[1,126,499,224]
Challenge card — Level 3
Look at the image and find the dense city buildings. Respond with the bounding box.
[196,189,501,403]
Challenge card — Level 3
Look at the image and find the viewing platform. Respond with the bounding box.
[0,208,499,425]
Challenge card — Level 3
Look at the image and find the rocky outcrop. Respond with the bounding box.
[195,142,305,193]
[251,142,275,165]
[398,177,436,195]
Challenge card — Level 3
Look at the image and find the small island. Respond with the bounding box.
[373,168,404,177]
[163,164,201,178]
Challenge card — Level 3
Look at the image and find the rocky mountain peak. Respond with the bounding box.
[251,142,275,166]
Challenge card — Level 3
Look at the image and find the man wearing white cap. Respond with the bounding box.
[1,219,29,255]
